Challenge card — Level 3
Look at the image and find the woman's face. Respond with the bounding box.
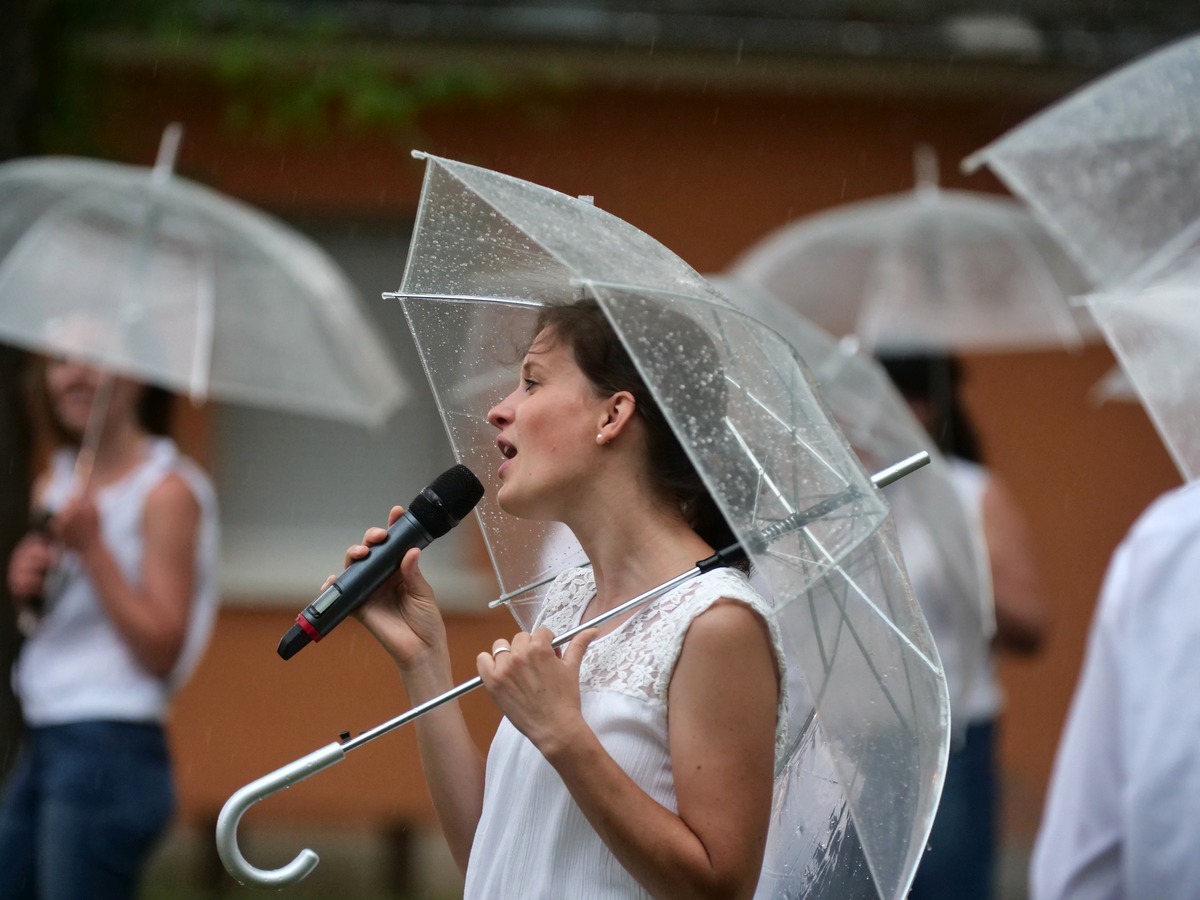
[44,357,141,441]
[486,329,609,520]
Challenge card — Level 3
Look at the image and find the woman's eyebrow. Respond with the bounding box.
[521,358,546,378]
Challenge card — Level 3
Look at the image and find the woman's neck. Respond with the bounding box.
[78,421,151,487]
[568,488,712,614]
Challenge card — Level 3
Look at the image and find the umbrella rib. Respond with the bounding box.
[811,526,939,672]
[795,528,927,735]
[572,277,729,309]
[488,568,587,609]
[385,291,547,309]
[725,375,848,487]
[189,239,216,400]
[868,534,931,755]
[726,419,796,515]
[993,211,1084,349]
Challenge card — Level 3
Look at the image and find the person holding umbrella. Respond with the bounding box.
[878,351,1048,900]
[0,350,218,900]
[338,297,784,899]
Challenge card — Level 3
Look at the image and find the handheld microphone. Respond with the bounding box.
[277,465,484,660]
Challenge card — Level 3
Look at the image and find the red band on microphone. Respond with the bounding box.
[295,614,323,643]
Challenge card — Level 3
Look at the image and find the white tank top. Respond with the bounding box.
[14,437,220,726]
[946,457,1003,721]
[463,566,785,899]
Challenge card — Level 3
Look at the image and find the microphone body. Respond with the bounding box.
[277,465,483,660]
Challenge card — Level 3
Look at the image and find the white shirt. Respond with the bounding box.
[893,456,999,730]
[464,565,783,899]
[946,458,1004,721]
[15,438,220,725]
[1031,479,1200,900]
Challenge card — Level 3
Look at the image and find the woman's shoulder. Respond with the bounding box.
[673,567,771,618]
[645,568,777,659]
[144,438,217,507]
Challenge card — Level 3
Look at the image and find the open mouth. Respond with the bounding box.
[498,438,517,460]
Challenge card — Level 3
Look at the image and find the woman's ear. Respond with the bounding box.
[596,391,637,445]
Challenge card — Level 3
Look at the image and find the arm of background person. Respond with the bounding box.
[58,472,200,678]
[981,475,1049,656]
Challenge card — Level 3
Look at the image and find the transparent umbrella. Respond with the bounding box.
[709,274,994,741]
[964,34,1200,482]
[730,146,1093,353]
[963,34,1200,290]
[389,153,949,899]
[1082,238,1200,481]
[1090,365,1138,406]
[0,125,408,435]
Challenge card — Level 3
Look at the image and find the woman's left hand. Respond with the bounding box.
[477,627,599,754]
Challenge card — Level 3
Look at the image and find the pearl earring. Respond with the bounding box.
[596,433,605,445]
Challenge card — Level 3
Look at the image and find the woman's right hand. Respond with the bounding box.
[7,531,54,606]
[334,505,447,673]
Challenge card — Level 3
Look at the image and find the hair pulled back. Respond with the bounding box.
[532,297,744,560]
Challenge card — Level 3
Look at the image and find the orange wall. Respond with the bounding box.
[87,62,1181,845]
[170,606,513,828]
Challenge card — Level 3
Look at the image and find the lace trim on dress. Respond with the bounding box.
[534,566,789,765]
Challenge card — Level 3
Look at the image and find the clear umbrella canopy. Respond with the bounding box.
[0,126,407,427]
[965,34,1200,482]
[389,152,949,899]
[964,34,1200,290]
[1081,238,1200,481]
[710,274,994,739]
[730,147,1093,354]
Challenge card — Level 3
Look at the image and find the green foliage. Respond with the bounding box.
[213,33,518,141]
[36,0,570,150]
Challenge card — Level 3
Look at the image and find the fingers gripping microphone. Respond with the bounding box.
[277,465,484,660]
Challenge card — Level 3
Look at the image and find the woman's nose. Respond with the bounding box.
[487,394,514,429]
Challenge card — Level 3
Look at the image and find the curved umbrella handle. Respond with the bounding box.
[215,741,346,889]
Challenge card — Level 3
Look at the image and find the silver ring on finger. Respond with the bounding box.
[492,646,511,657]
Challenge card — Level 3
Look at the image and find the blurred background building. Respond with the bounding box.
[3,2,1199,897]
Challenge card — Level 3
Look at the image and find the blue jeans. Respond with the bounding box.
[0,721,175,900]
[909,719,999,900]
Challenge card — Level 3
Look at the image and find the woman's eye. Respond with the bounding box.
[523,378,538,391]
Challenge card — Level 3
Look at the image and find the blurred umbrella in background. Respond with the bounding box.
[0,123,409,468]
[709,273,994,744]
[964,34,1200,292]
[391,153,948,900]
[966,34,1200,481]
[729,145,1093,355]
[1079,242,1200,481]
[1089,364,1138,406]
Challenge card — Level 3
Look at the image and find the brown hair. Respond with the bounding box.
[532,298,745,562]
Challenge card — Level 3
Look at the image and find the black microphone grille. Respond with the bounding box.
[408,465,485,539]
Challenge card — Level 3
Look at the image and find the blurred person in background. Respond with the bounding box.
[880,352,1048,900]
[1031,476,1200,900]
[0,353,219,900]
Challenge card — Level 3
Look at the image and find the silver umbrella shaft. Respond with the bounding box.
[343,563,699,753]
[871,451,929,489]
[215,451,930,888]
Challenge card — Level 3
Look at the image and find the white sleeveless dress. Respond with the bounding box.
[14,437,220,726]
[464,565,785,900]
